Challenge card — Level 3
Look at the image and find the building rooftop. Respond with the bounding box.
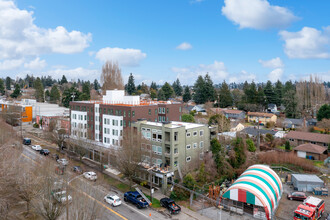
[286,131,330,143]
[247,112,275,117]
[142,121,205,129]
[294,143,328,154]
[210,108,244,115]
[292,174,324,183]
[242,127,277,136]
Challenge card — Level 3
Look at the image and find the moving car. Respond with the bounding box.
[23,138,31,145]
[32,145,42,151]
[83,171,97,181]
[53,191,72,203]
[287,192,307,201]
[40,149,50,156]
[72,166,82,173]
[124,191,149,209]
[160,197,181,214]
[104,194,122,207]
[57,158,69,166]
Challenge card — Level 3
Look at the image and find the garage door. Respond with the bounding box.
[297,151,306,158]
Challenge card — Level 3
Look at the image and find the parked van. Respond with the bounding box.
[23,138,31,145]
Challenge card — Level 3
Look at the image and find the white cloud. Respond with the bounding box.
[95,47,147,67]
[0,59,24,70]
[24,57,46,70]
[228,70,256,83]
[268,68,283,82]
[172,61,228,84]
[221,0,298,30]
[259,57,284,68]
[0,0,91,60]
[279,26,330,59]
[176,42,193,50]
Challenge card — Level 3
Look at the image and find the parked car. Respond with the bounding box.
[83,171,97,181]
[287,192,307,201]
[32,145,42,151]
[160,197,181,214]
[72,166,82,173]
[53,191,72,203]
[23,138,31,145]
[104,194,122,207]
[57,158,69,166]
[40,149,50,156]
[124,191,149,209]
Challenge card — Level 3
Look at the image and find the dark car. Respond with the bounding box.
[72,166,82,173]
[160,198,181,214]
[40,149,50,156]
[124,191,149,209]
[287,192,307,201]
[53,154,59,161]
[23,138,31,145]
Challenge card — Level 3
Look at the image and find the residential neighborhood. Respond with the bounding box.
[0,1,330,220]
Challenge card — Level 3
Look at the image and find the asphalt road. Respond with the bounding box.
[21,140,169,220]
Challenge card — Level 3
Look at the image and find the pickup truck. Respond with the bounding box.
[124,191,149,209]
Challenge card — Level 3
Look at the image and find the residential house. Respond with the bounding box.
[283,118,305,129]
[230,123,244,132]
[247,112,277,125]
[285,131,330,147]
[210,108,245,120]
[70,90,183,148]
[267,104,277,113]
[241,127,277,138]
[133,120,216,186]
[294,143,328,160]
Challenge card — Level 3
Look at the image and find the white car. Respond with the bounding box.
[57,158,69,166]
[83,171,97,181]
[53,191,72,203]
[32,145,42,151]
[104,194,122,207]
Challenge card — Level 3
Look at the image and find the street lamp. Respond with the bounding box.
[66,173,84,220]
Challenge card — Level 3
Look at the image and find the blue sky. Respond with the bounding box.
[0,0,330,85]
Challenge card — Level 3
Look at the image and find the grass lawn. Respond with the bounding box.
[103,175,130,192]
[313,160,325,168]
[276,145,292,150]
[145,195,161,208]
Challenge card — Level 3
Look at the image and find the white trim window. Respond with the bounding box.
[186,132,191,137]
[193,143,197,148]
[186,156,191,162]
[200,141,204,148]
[186,145,191,150]
[199,130,204,136]
[193,131,197,136]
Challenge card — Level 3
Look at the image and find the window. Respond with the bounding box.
[104,137,106,143]
[107,119,110,125]
[158,116,162,122]
[112,119,115,126]
[162,108,165,113]
[193,131,197,136]
[186,145,191,150]
[120,120,123,126]
[311,141,316,144]
[167,108,169,113]
[103,108,106,114]
[193,143,197,148]
[128,111,131,117]
[87,116,89,121]
[132,111,135,117]
[289,138,294,141]
[104,128,106,133]
[174,148,178,154]
[200,130,204,136]
[84,124,87,129]
[186,156,191,162]
[158,107,162,113]
[162,116,165,121]
[199,153,204,160]
[186,132,191,137]
[123,110,126,117]
[84,115,87,120]
[200,141,204,148]
[179,107,182,112]
[148,109,151,115]
[155,109,157,114]
[110,109,113,115]
[87,107,89,112]
[123,120,126,127]
[174,161,178,167]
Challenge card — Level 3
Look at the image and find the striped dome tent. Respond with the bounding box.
[221,164,283,220]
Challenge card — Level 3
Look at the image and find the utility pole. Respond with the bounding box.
[71,92,76,102]
[257,116,260,150]
[149,148,153,203]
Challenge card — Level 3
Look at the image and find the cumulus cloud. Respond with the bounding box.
[172,61,228,84]
[0,0,91,60]
[24,57,46,70]
[259,57,284,68]
[279,26,330,59]
[268,68,283,82]
[0,59,24,70]
[176,42,193,50]
[221,0,298,30]
[228,70,256,83]
[95,47,147,67]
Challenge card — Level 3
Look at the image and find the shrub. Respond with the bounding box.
[246,139,256,152]
[285,141,291,151]
[265,121,275,128]
[33,123,39,128]
[181,114,195,123]
[183,173,197,190]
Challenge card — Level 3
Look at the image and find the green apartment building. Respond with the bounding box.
[133,120,216,186]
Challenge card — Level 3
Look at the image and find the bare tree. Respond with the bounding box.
[48,127,67,151]
[100,61,124,94]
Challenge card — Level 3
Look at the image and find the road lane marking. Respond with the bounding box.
[21,153,39,165]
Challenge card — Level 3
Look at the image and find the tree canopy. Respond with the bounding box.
[317,104,330,121]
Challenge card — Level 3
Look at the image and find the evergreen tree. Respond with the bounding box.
[317,104,330,121]
[0,78,4,95]
[82,82,91,99]
[62,86,81,107]
[150,88,157,99]
[60,75,68,84]
[193,75,206,104]
[204,74,215,102]
[10,84,21,98]
[50,85,60,103]
[283,89,298,118]
[150,81,157,91]
[218,81,232,107]
[5,76,11,90]
[157,88,166,101]
[161,82,174,100]
[45,90,50,101]
[34,77,44,102]
[231,89,242,107]
[264,80,276,105]
[182,86,191,103]
[93,79,100,91]
[257,86,267,108]
[125,73,136,95]
[172,78,183,96]
[275,80,283,106]
[246,81,258,104]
